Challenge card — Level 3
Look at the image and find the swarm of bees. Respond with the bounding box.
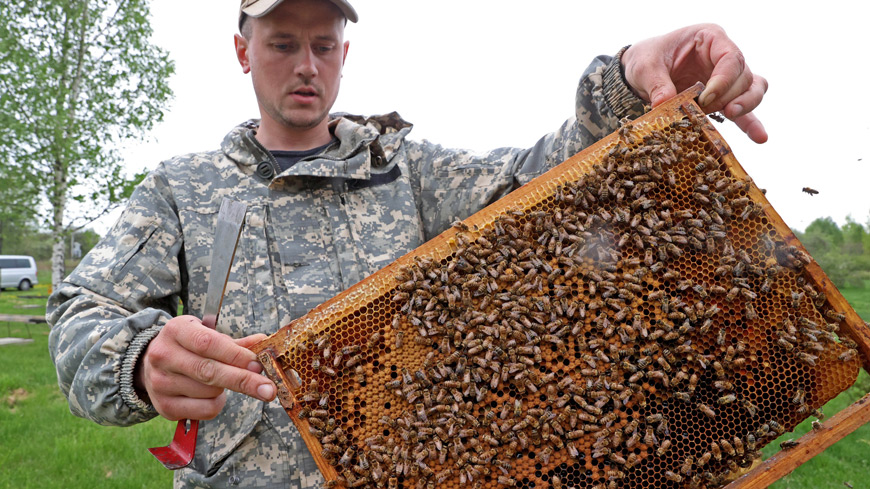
[286,113,860,489]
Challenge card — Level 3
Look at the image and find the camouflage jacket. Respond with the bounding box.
[48,54,644,488]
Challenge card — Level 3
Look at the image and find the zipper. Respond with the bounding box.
[246,131,281,177]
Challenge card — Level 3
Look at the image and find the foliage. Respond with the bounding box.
[0,0,174,287]
[795,215,870,289]
[0,164,40,255]
[0,223,53,260]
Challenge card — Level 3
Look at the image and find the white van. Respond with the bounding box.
[0,255,39,291]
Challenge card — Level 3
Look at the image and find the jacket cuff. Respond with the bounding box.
[602,45,647,120]
[119,324,163,414]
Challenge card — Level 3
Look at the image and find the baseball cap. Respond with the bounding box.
[239,0,358,31]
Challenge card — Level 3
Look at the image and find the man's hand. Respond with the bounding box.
[135,315,277,421]
[620,24,769,144]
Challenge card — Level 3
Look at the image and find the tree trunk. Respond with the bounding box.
[51,161,68,290]
[51,233,66,290]
[50,2,87,290]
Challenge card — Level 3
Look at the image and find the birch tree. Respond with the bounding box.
[0,0,174,287]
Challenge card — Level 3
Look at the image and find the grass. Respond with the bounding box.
[763,284,870,489]
[1,273,869,487]
[0,265,173,489]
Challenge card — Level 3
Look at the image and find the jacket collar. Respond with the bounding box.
[221,113,413,181]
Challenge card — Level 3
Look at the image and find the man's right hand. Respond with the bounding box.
[134,315,277,421]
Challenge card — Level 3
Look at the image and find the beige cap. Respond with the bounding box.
[239,0,358,30]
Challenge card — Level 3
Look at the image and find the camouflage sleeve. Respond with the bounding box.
[47,164,184,427]
[405,52,645,240]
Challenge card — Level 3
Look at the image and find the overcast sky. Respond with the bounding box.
[106,0,870,234]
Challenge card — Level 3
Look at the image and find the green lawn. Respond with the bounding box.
[763,285,870,489]
[1,276,868,488]
[0,269,174,489]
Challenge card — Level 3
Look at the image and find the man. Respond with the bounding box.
[48,0,767,487]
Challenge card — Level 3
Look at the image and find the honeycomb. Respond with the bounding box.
[252,85,865,489]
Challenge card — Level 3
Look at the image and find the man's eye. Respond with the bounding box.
[274,43,290,51]
[316,46,333,54]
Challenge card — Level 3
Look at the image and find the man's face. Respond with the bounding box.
[236,0,348,132]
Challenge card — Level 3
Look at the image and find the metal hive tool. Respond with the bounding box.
[252,84,870,489]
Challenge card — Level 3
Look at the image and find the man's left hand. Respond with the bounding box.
[621,23,769,144]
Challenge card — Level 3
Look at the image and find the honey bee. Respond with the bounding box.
[769,420,785,435]
[536,446,554,464]
[698,403,716,419]
[744,302,758,320]
[695,451,712,469]
[688,373,699,393]
[840,349,858,362]
[796,351,818,366]
[825,309,846,322]
[708,441,722,461]
[720,438,736,457]
[367,332,382,349]
[725,437,742,458]
[680,455,694,475]
[664,471,683,483]
[780,439,799,450]
[725,287,740,302]
[644,426,657,446]
[745,433,757,451]
[718,394,737,405]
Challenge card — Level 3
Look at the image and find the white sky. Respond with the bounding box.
[106,0,870,234]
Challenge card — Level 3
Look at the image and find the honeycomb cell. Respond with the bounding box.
[253,93,861,489]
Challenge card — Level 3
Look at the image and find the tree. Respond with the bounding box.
[0,0,174,288]
[842,215,866,256]
[804,217,844,249]
[0,167,40,254]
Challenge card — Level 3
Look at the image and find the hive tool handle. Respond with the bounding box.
[148,198,247,469]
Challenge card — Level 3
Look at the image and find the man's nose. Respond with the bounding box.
[295,47,318,79]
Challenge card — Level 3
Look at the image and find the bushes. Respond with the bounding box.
[796,216,870,289]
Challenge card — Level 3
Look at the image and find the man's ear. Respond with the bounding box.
[342,40,349,67]
[234,34,251,74]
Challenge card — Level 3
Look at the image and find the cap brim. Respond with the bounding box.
[243,0,357,22]
[331,0,358,23]
[242,0,284,18]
